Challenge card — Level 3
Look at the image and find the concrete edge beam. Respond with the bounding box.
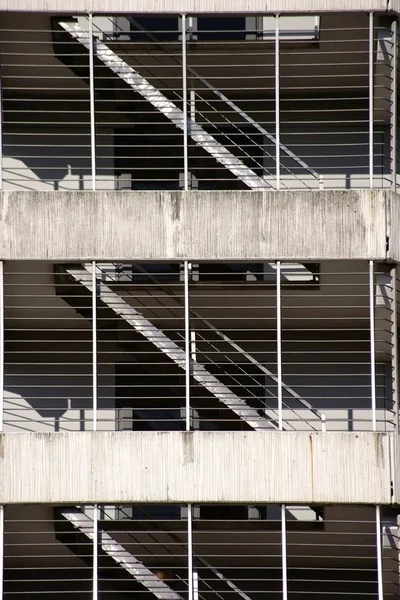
[0,0,397,14]
[0,189,391,261]
[0,431,393,504]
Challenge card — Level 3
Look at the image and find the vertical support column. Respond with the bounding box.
[376,505,384,600]
[0,260,3,600]
[281,504,288,600]
[182,14,189,191]
[369,12,374,189]
[0,55,3,190]
[370,260,377,431]
[277,261,283,430]
[89,13,96,191]
[0,68,4,590]
[391,19,398,191]
[0,63,3,586]
[275,14,280,190]
[0,260,3,434]
[390,266,399,431]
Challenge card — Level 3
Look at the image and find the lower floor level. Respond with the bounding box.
[1,502,399,599]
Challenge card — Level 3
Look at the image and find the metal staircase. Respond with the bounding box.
[67,264,276,431]
[96,262,325,431]
[67,263,325,431]
[59,19,270,191]
[58,17,322,191]
[126,15,323,190]
[61,507,260,600]
[61,505,322,600]
[61,508,181,600]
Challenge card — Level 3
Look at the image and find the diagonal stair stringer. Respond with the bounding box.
[62,509,182,600]
[67,265,275,431]
[59,19,271,191]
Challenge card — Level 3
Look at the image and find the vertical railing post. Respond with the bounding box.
[391,19,398,191]
[390,266,399,432]
[89,17,97,600]
[89,13,96,191]
[92,260,97,432]
[277,261,283,430]
[0,503,3,600]
[376,505,384,600]
[275,14,280,190]
[184,260,191,431]
[370,260,377,431]
[193,568,199,600]
[189,17,196,126]
[92,259,98,600]
[188,503,194,600]
[184,259,194,600]
[369,12,374,189]
[93,504,98,600]
[281,504,288,600]
[182,14,189,191]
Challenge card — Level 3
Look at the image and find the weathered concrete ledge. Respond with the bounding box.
[0,0,397,14]
[0,431,394,504]
[0,189,398,262]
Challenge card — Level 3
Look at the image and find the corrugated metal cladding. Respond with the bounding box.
[0,432,393,504]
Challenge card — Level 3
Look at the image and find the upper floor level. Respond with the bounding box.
[0,9,399,193]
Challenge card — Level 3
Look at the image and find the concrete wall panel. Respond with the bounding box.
[389,434,400,504]
[0,189,390,261]
[0,431,392,504]
[387,190,400,263]
[0,0,395,14]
